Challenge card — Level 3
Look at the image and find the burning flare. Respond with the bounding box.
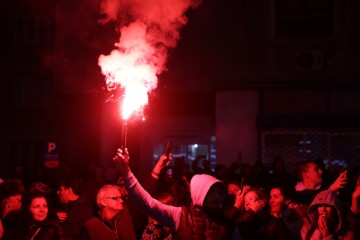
[98,0,202,120]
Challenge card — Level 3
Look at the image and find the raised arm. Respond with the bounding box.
[151,153,172,179]
[113,148,181,231]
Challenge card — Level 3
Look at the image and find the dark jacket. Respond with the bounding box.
[80,206,136,240]
[175,206,231,240]
[14,219,67,240]
[56,195,94,240]
[228,206,292,240]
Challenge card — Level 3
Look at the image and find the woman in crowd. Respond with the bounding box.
[14,192,67,240]
[301,190,355,239]
[269,185,308,239]
[232,187,292,240]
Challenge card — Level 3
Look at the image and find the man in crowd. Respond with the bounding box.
[56,175,94,239]
[81,184,136,240]
[294,160,347,205]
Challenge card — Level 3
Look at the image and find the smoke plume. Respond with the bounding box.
[98,0,202,119]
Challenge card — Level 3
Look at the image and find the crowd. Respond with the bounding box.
[0,149,360,240]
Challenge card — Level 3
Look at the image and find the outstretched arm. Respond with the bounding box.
[113,148,182,231]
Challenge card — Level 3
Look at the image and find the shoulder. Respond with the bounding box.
[84,217,101,227]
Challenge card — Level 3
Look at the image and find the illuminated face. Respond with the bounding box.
[103,187,124,211]
[57,186,71,204]
[30,197,48,221]
[270,188,286,215]
[244,191,259,211]
[317,205,333,219]
[306,163,323,186]
[227,183,240,196]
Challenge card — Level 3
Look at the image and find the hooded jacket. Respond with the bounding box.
[190,174,226,208]
[300,190,354,240]
[124,173,231,239]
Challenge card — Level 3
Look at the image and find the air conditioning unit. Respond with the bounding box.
[295,50,324,71]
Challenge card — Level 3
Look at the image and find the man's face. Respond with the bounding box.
[227,183,240,196]
[203,184,224,211]
[103,187,124,212]
[305,163,323,186]
[57,186,71,204]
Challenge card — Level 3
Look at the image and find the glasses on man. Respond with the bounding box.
[104,196,122,201]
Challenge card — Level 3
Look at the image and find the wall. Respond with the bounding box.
[216,90,259,167]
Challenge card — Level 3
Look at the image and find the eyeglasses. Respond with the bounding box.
[104,196,122,201]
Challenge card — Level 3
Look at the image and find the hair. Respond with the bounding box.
[96,184,121,208]
[28,181,51,196]
[296,160,316,181]
[246,187,269,201]
[154,192,177,206]
[58,175,83,195]
[269,184,294,201]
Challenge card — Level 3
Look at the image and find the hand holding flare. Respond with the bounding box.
[113,148,132,178]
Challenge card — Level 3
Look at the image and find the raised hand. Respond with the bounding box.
[151,154,172,179]
[318,214,330,237]
[328,170,348,192]
[249,199,267,213]
[113,148,131,177]
[56,212,67,222]
[234,185,250,209]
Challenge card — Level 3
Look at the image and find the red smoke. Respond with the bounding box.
[98,0,202,120]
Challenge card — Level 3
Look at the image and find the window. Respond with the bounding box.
[262,129,360,173]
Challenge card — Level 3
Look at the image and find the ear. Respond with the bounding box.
[100,198,107,208]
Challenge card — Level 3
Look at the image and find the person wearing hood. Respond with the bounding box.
[112,148,233,240]
[300,190,355,240]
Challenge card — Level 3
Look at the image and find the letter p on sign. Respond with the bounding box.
[48,142,56,153]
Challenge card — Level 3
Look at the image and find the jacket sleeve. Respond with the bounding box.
[125,174,182,232]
